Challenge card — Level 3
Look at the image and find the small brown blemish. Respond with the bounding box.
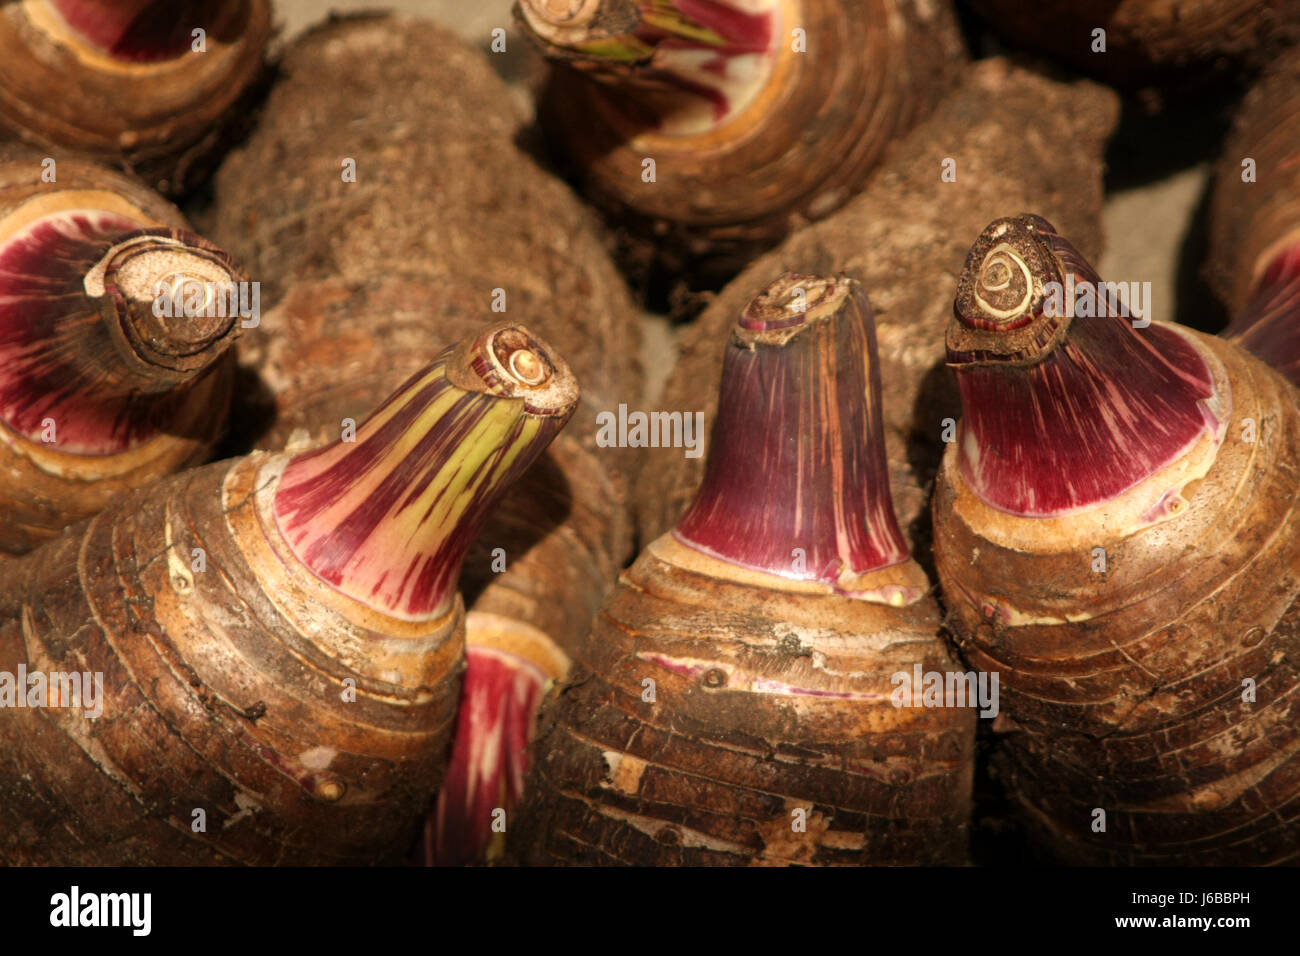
[655,826,682,845]
[974,621,998,648]
[242,701,267,722]
[1191,788,1226,811]
[701,668,728,689]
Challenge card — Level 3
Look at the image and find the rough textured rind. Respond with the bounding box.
[1209,45,1300,317]
[934,330,1300,865]
[635,60,1118,554]
[529,0,968,280]
[0,455,463,865]
[0,0,271,196]
[513,545,975,865]
[972,0,1299,88]
[0,148,238,555]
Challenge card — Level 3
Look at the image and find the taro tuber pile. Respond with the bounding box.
[1,0,1300,872]
[634,58,1119,555]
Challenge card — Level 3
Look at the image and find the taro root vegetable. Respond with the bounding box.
[515,0,966,281]
[1210,46,1300,385]
[0,0,271,196]
[969,0,1298,88]
[636,59,1118,554]
[0,322,577,865]
[513,274,975,866]
[932,214,1300,865]
[208,15,642,865]
[0,148,245,556]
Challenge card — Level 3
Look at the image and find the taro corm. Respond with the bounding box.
[513,273,975,866]
[933,214,1300,865]
[0,323,577,865]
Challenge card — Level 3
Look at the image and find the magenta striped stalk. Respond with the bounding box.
[947,214,1225,517]
[272,323,579,620]
[48,0,237,62]
[673,272,915,598]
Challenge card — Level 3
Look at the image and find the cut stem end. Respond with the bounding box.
[521,0,783,134]
[87,229,247,384]
[674,272,913,598]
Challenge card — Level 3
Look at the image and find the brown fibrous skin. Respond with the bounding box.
[513,275,975,866]
[1209,44,1300,318]
[0,323,576,865]
[0,456,462,865]
[933,221,1300,865]
[972,0,1300,89]
[207,16,644,863]
[513,556,975,865]
[635,59,1119,563]
[209,14,642,665]
[0,149,243,555]
[0,0,272,196]
[524,0,967,284]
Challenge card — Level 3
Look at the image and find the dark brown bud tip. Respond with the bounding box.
[953,215,1056,331]
[948,213,1099,368]
[447,322,581,418]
